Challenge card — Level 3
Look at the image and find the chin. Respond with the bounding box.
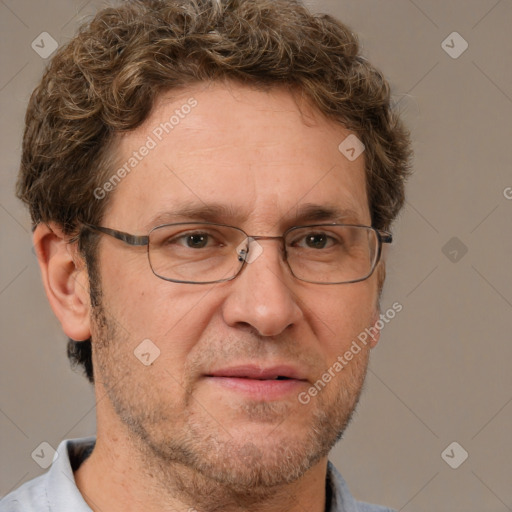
[143,402,346,490]
[184,436,329,489]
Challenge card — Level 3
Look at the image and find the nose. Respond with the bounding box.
[221,238,304,337]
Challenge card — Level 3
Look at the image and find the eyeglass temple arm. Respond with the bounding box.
[379,231,393,244]
[83,224,149,246]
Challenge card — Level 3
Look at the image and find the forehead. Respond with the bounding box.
[104,81,370,231]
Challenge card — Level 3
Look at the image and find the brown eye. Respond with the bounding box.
[184,233,209,248]
[305,234,329,249]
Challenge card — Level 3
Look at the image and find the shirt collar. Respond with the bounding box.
[45,437,95,511]
[327,460,361,512]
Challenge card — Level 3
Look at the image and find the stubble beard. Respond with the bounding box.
[91,298,371,509]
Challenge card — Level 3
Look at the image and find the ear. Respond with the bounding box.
[33,223,91,341]
[380,239,391,265]
[369,244,389,349]
[368,309,381,349]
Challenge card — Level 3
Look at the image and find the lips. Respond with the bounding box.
[203,365,309,399]
[206,365,307,381]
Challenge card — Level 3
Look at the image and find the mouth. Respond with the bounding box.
[204,365,308,399]
[206,364,306,380]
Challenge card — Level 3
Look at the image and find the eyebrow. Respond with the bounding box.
[142,201,363,232]
[290,203,362,224]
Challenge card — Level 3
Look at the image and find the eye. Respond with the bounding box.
[151,224,243,254]
[167,230,228,249]
[293,232,338,250]
[304,233,331,249]
[157,230,222,250]
[181,233,210,249]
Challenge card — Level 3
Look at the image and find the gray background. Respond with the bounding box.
[1,0,511,510]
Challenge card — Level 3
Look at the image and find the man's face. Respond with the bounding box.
[90,82,381,489]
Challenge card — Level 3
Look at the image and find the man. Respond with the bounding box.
[1,0,411,510]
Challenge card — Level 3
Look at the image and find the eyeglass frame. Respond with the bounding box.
[80,221,392,285]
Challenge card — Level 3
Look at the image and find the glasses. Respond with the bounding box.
[82,222,392,285]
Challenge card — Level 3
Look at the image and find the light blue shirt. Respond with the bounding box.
[0,438,395,511]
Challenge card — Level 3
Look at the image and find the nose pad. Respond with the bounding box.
[236,237,264,264]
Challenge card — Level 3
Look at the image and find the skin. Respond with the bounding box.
[34,81,384,512]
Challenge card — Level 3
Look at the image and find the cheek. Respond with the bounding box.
[308,281,378,357]
[100,258,220,364]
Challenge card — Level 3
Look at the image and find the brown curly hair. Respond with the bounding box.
[17,0,412,383]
